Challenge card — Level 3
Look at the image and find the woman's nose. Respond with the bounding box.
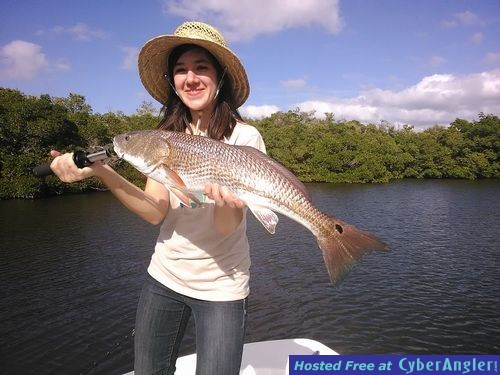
[186,70,199,84]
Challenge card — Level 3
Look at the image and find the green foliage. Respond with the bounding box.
[252,109,499,184]
[1,87,498,199]
[0,88,154,198]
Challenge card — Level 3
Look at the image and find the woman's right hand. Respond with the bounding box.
[50,150,169,224]
[49,150,100,183]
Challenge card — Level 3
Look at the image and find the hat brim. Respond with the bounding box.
[138,35,249,108]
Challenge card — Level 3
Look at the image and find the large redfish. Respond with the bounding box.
[113,130,387,285]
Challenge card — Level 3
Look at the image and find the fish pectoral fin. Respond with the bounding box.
[169,186,202,207]
[248,205,279,234]
[159,165,202,207]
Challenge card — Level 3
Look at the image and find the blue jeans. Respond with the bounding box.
[134,275,247,375]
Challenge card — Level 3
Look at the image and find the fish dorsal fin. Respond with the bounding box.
[234,145,311,201]
[248,204,279,234]
[157,165,202,207]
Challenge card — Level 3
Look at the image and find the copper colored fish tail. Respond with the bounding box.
[316,217,388,285]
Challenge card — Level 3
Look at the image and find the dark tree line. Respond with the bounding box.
[0,88,498,199]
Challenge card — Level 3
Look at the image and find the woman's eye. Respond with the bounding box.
[174,67,186,74]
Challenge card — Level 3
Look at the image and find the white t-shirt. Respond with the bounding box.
[148,122,266,301]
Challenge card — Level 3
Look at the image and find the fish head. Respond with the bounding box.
[113,130,171,174]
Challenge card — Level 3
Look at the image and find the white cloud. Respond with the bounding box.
[484,52,500,65]
[0,40,70,81]
[52,26,66,34]
[442,10,481,28]
[0,40,48,80]
[293,70,500,129]
[454,10,480,26]
[163,0,343,41]
[37,23,108,41]
[428,55,446,67]
[68,22,108,41]
[52,60,71,72]
[471,32,483,44]
[281,79,307,89]
[241,104,280,119]
[121,47,139,70]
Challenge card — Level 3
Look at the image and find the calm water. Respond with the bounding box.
[1,180,499,374]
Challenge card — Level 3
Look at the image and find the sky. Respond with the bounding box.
[1,0,500,130]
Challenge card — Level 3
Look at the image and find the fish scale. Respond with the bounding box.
[113,130,388,285]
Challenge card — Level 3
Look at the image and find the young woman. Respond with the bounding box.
[50,21,266,375]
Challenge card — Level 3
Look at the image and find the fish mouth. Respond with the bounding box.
[112,138,124,159]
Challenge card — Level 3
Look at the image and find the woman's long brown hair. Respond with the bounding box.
[157,44,244,141]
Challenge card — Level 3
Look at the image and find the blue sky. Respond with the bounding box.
[1,0,499,129]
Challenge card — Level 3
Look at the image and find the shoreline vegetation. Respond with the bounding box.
[1,87,498,199]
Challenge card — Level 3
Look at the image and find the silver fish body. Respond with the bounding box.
[113,130,387,284]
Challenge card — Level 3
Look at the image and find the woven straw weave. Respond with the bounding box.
[175,22,227,47]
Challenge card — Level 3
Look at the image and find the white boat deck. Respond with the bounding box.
[123,338,338,375]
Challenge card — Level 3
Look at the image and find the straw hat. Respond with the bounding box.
[138,21,249,108]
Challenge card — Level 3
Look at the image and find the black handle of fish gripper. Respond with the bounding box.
[32,163,55,177]
[32,150,91,177]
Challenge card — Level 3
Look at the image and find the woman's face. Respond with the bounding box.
[172,47,219,114]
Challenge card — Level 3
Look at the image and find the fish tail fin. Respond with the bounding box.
[317,218,388,286]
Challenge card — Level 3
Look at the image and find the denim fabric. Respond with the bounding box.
[134,275,247,375]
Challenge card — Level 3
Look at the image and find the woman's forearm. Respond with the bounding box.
[94,165,169,225]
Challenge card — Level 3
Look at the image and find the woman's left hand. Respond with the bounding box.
[204,182,245,208]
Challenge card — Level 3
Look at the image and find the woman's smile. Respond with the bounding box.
[185,88,204,97]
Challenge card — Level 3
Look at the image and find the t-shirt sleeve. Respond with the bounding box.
[232,123,267,154]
